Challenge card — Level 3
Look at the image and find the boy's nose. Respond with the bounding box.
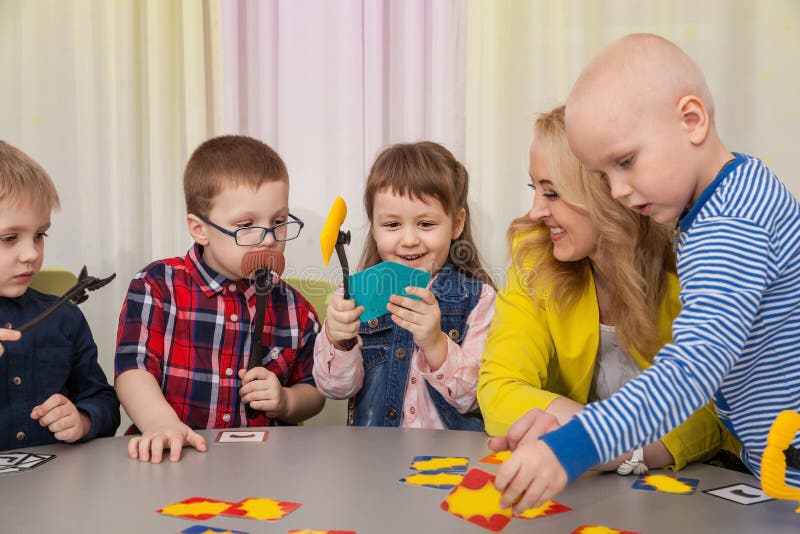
[18,240,40,264]
[608,175,634,200]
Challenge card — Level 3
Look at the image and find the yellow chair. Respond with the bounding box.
[283,277,336,323]
[29,267,78,296]
[283,277,348,426]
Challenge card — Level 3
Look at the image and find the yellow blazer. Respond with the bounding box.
[478,255,732,470]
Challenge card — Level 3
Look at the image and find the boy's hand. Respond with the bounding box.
[30,393,91,443]
[238,367,286,418]
[495,440,568,513]
[324,293,363,348]
[0,327,21,358]
[387,287,446,369]
[487,408,560,452]
[128,421,207,463]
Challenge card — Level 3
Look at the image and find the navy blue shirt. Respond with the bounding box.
[0,288,119,450]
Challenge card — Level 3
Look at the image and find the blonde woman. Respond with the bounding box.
[478,106,735,473]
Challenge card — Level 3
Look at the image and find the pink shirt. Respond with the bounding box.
[313,282,496,429]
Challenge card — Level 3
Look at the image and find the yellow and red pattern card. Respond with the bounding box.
[632,473,699,495]
[156,497,235,521]
[440,468,513,531]
[479,450,511,465]
[221,497,301,521]
[516,499,572,519]
[572,525,641,534]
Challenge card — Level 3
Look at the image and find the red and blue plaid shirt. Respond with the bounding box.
[115,244,318,430]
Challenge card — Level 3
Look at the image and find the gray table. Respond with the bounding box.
[1,426,798,533]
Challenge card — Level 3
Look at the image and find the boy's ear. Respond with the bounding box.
[677,95,710,146]
[452,208,466,240]
[187,214,209,245]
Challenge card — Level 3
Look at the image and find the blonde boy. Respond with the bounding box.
[0,141,119,450]
[115,135,324,463]
[493,34,800,510]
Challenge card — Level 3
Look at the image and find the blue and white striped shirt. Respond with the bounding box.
[542,153,800,487]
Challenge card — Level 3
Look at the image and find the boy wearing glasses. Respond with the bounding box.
[114,135,324,463]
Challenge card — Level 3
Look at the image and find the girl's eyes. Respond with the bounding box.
[0,234,16,243]
[383,221,400,229]
[618,156,633,168]
[34,232,48,240]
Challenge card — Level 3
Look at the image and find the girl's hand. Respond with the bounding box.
[387,286,447,370]
[239,367,286,419]
[324,293,363,349]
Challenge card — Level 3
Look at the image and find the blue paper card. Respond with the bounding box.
[349,261,431,321]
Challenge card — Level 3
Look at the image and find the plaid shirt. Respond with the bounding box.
[115,244,318,430]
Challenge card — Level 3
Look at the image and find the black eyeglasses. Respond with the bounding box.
[197,213,304,246]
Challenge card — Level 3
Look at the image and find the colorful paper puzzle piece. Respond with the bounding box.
[349,261,431,321]
[440,468,513,532]
[409,455,469,473]
[180,526,248,534]
[400,471,465,489]
[479,450,511,465]
[221,497,301,521]
[288,531,357,534]
[156,497,235,521]
[632,473,698,495]
[572,526,641,534]
[516,499,572,519]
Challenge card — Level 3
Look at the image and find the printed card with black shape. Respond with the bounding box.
[215,431,268,443]
[704,483,775,505]
[0,452,55,474]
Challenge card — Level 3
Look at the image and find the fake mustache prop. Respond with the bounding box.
[320,196,356,350]
[240,249,285,420]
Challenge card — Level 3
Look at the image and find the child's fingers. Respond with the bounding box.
[30,393,68,422]
[167,436,184,462]
[239,366,272,384]
[0,328,21,342]
[402,286,436,304]
[187,430,207,452]
[127,437,142,459]
[487,435,510,452]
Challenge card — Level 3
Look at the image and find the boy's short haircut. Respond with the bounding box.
[0,141,60,212]
[184,135,289,217]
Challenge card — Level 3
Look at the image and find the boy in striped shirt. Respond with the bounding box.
[492,33,800,511]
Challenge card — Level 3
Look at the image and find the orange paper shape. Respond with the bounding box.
[572,525,640,534]
[156,496,235,521]
[222,497,301,521]
[479,450,512,465]
[440,468,513,532]
[516,499,572,519]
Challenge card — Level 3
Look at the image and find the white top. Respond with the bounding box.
[588,324,643,402]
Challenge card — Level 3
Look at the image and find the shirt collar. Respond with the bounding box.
[185,243,242,297]
[678,152,746,233]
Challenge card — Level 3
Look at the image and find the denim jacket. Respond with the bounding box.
[350,263,485,431]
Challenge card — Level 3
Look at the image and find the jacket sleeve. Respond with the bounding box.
[478,263,560,436]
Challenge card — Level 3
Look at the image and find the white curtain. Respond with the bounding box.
[0,0,222,403]
[466,0,800,273]
[219,0,468,285]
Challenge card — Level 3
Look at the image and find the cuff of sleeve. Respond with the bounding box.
[74,402,103,442]
[418,337,458,382]
[540,418,600,483]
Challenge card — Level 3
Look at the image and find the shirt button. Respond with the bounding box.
[394,348,407,359]
[448,328,460,340]
[387,407,398,419]
[12,376,22,386]
[367,318,379,328]
[4,322,12,329]
[409,406,416,415]
[222,414,231,422]
[410,376,417,385]
[230,313,238,322]
[436,374,444,380]
[229,284,237,292]
[225,368,233,376]
[16,431,25,441]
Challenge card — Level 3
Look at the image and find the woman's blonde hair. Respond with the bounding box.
[360,141,494,287]
[510,106,675,359]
